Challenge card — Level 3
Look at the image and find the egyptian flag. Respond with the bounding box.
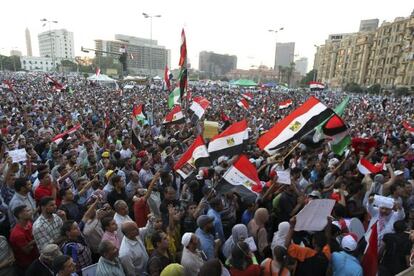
[403,121,414,135]
[258,97,334,155]
[190,96,210,120]
[221,112,231,131]
[322,114,351,156]
[351,137,377,154]
[242,93,253,101]
[51,124,81,144]
[179,28,187,67]
[2,80,15,92]
[164,66,173,92]
[163,105,185,125]
[237,98,249,110]
[174,135,211,179]
[362,222,378,276]
[208,119,248,159]
[218,155,262,201]
[132,104,146,123]
[46,75,64,92]
[308,81,325,91]
[279,99,293,109]
[357,157,386,175]
[178,67,188,100]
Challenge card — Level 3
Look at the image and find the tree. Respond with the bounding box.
[300,69,317,86]
[367,84,381,94]
[286,62,295,87]
[344,82,363,93]
[0,55,21,71]
[395,87,409,96]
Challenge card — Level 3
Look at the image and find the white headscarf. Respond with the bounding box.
[271,221,290,251]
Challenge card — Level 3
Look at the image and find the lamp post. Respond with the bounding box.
[40,18,58,71]
[313,44,319,81]
[268,27,284,70]
[142,13,161,79]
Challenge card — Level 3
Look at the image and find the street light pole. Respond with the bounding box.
[142,13,161,79]
[41,19,58,71]
[268,27,284,70]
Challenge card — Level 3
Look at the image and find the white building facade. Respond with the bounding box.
[38,29,75,59]
[20,56,61,72]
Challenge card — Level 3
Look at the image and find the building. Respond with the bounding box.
[226,66,279,83]
[198,51,237,79]
[20,56,61,72]
[25,28,33,57]
[313,11,414,90]
[274,42,295,69]
[95,34,170,76]
[295,57,308,76]
[10,50,22,57]
[359,19,379,32]
[38,29,75,60]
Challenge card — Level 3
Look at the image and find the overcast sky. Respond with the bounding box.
[1,0,412,71]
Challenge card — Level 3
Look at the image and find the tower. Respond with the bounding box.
[25,28,33,57]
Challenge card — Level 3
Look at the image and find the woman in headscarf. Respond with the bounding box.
[271,222,290,251]
[222,224,249,259]
[248,208,270,259]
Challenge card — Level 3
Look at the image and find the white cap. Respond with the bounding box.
[181,232,193,247]
[341,234,358,251]
[394,170,404,176]
[218,156,229,164]
[328,158,340,168]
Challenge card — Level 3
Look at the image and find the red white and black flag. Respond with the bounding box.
[242,93,253,101]
[257,97,334,155]
[218,154,262,201]
[208,119,248,160]
[164,66,173,92]
[279,99,293,109]
[179,28,187,67]
[51,124,81,144]
[189,96,210,120]
[162,105,185,126]
[174,135,211,179]
[237,98,249,110]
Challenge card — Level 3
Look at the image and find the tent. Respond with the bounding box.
[263,82,277,87]
[87,74,117,83]
[233,79,257,87]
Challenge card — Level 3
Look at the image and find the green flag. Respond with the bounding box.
[168,87,181,108]
[333,96,350,116]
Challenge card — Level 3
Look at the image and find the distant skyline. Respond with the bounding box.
[0,0,412,72]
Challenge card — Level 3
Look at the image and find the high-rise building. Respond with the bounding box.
[95,34,170,76]
[10,50,22,57]
[198,51,237,79]
[313,12,414,89]
[295,57,308,76]
[38,29,75,60]
[359,19,379,32]
[25,28,32,57]
[274,42,295,69]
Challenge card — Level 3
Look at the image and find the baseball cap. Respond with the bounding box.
[341,233,358,251]
[197,215,214,228]
[394,170,404,176]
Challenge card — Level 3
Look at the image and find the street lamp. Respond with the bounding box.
[313,44,320,81]
[142,12,161,78]
[268,27,284,70]
[40,18,58,71]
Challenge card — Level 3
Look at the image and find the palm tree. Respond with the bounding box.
[286,62,295,87]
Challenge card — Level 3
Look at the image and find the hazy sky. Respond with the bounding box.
[1,0,412,71]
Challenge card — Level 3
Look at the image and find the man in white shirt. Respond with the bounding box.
[119,221,149,276]
[113,200,132,241]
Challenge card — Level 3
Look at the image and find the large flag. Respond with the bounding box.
[132,104,146,123]
[257,97,334,155]
[208,119,248,159]
[322,114,351,156]
[218,155,262,201]
[164,66,173,92]
[51,124,81,144]
[362,222,378,276]
[163,105,185,125]
[237,98,249,110]
[179,28,187,67]
[174,135,211,179]
[357,157,386,175]
[190,96,210,119]
[168,87,181,108]
[279,99,293,109]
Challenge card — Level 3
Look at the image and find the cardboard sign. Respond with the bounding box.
[295,199,336,231]
[373,195,394,209]
[8,149,27,163]
[203,120,219,139]
[276,169,291,185]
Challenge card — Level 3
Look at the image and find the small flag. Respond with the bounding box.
[51,124,81,144]
[278,99,293,109]
[179,28,187,67]
[132,104,146,123]
[208,120,248,159]
[242,93,253,101]
[321,114,351,156]
[237,98,249,110]
[163,105,185,125]
[357,157,386,175]
[164,66,173,92]
[189,96,210,120]
[174,135,211,179]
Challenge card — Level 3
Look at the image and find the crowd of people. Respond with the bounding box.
[0,70,414,276]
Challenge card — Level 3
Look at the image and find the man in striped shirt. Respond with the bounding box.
[96,240,126,276]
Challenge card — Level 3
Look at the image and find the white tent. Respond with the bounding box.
[87,74,117,83]
[153,75,162,81]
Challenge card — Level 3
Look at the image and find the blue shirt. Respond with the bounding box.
[331,251,363,276]
[195,227,215,260]
[241,210,253,226]
[207,208,225,242]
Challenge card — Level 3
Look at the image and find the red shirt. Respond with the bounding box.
[34,184,53,204]
[9,222,39,267]
[134,197,150,228]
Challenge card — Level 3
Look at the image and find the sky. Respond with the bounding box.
[0,0,412,72]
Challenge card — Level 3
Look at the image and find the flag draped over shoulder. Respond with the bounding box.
[257,97,334,155]
[218,154,262,201]
[208,119,248,160]
[174,135,210,179]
